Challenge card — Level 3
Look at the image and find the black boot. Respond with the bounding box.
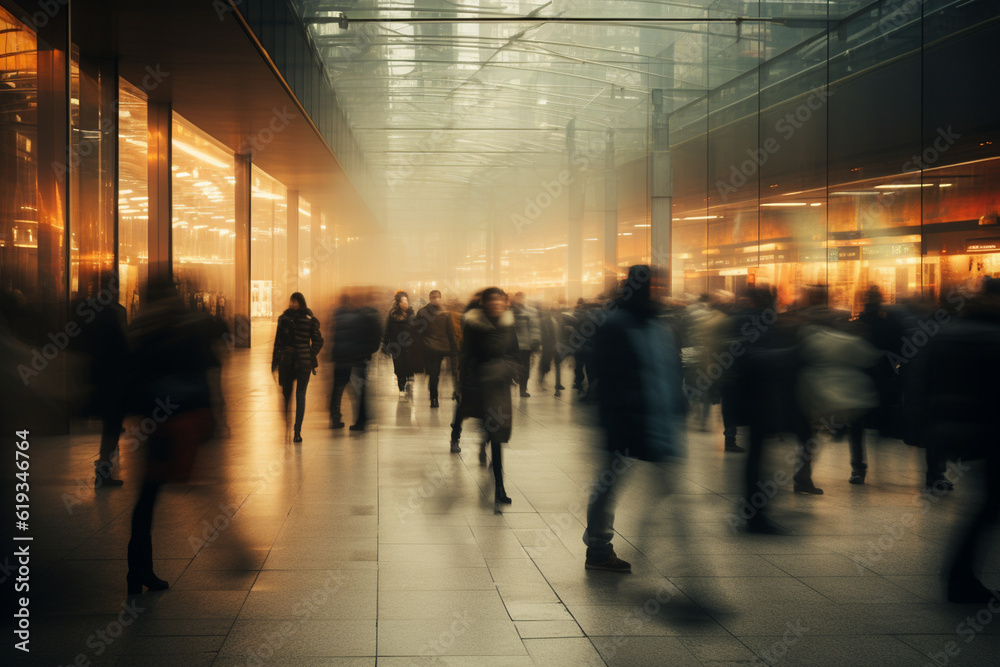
[491,440,511,504]
[127,537,168,595]
[293,429,303,443]
[724,436,745,453]
[94,460,124,488]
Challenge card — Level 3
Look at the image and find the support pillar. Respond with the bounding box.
[147,101,172,287]
[650,90,673,292]
[603,128,618,295]
[234,153,251,347]
[35,4,71,434]
[286,190,299,296]
[36,4,71,324]
[566,120,583,303]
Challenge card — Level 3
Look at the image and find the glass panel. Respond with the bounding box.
[251,165,287,329]
[69,52,117,308]
[117,79,148,321]
[171,112,236,329]
[297,197,312,298]
[0,9,38,315]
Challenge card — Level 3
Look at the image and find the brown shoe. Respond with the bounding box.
[585,554,632,573]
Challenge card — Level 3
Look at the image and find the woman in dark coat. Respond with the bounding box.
[272,292,324,442]
[459,287,519,503]
[382,291,417,395]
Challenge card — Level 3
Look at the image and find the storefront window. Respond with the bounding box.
[171,113,235,328]
[0,9,38,308]
[117,80,148,320]
[297,198,311,298]
[251,165,287,328]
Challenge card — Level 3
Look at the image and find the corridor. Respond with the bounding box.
[24,346,1000,666]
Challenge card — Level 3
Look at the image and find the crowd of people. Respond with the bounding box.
[4,265,998,605]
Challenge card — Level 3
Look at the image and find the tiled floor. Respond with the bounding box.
[20,344,1000,666]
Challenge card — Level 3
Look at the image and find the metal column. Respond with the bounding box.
[147,101,172,287]
[650,90,673,291]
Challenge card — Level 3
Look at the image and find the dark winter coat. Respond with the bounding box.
[332,306,382,365]
[904,314,1000,461]
[416,303,454,356]
[458,308,519,443]
[593,304,686,461]
[383,306,419,374]
[272,308,324,385]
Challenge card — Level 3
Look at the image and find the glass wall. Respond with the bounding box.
[117,80,148,320]
[250,165,287,323]
[297,197,311,299]
[668,0,1000,311]
[171,112,236,328]
[68,50,115,303]
[0,8,38,314]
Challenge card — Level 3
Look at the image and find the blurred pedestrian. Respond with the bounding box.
[272,292,324,443]
[583,266,686,571]
[383,291,417,396]
[125,279,219,594]
[510,292,540,397]
[71,276,130,488]
[458,288,519,502]
[330,292,382,431]
[416,289,454,408]
[906,280,1000,603]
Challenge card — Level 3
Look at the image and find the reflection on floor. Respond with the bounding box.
[24,344,1000,666]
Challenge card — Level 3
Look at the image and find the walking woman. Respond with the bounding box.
[382,291,417,396]
[272,292,324,442]
[459,287,519,503]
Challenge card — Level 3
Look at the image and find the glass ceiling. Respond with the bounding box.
[289,1,869,226]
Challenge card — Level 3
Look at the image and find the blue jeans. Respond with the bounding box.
[583,449,634,561]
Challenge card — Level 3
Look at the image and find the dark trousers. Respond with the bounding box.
[331,362,367,425]
[848,420,867,473]
[721,384,740,439]
[948,454,1000,586]
[282,371,311,431]
[127,480,162,578]
[491,438,505,497]
[926,447,949,485]
[99,405,124,463]
[451,394,465,442]
[425,352,445,400]
[517,350,532,393]
[791,416,818,486]
[573,353,590,390]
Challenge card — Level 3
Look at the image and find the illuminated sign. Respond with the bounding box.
[966,239,1000,253]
